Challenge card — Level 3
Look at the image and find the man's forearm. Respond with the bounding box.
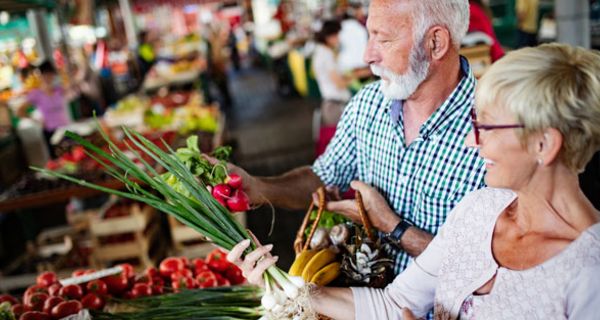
[399,227,434,257]
[255,166,323,210]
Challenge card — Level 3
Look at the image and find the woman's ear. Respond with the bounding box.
[427,26,451,60]
[538,128,563,167]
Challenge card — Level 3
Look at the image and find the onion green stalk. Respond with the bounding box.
[33,127,309,318]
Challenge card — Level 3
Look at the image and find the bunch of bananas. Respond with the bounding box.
[288,248,341,286]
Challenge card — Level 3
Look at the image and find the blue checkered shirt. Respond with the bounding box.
[312,57,486,275]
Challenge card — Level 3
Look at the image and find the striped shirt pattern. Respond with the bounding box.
[312,58,486,275]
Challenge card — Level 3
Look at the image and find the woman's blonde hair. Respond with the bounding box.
[476,43,600,173]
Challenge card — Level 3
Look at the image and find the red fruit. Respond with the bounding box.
[172,277,196,292]
[179,256,190,267]
[25,293,48,312]
[42,296,63,314]
[23,285,47,305]
[81,293,105,310]
[19,311,51,320]
[226,190,250,212]
[71,269,87,277]
[0,294,18,306]
[45,160,60,170]
[206,249,231,273]
[118,263,135,279]
[145,267,160,279]
[58,284,83,300]
[214,273,231,287]
[159,257,185,278]
[170,269,193,282]
[195,271,218,288]
[86,280,108,296]
[71,146,86,162]
[192,259,209,275]
[225,174,243,189]
[51,300,82,319]
[11,304,26,318]
[151,284,164,295]
[35,272,57,287]
[47,284,61,297]
[131,283,153,298]
[224,264,245,285]
[151,277,164,287]
[212,184,232,199]
[103,274,130,295]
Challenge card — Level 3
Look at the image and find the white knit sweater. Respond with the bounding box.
[352,188,600,319]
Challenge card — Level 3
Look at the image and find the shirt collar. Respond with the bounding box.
[388,56,475,139]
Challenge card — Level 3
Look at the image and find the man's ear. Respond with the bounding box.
[427,26,451,60]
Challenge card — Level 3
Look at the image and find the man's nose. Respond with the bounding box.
[363,40,380,65]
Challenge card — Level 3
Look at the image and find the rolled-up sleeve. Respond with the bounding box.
[312,98,358,191]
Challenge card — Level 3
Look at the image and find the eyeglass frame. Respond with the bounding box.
[470,108,525,145]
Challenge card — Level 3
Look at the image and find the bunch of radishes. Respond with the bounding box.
[208,173,250,212]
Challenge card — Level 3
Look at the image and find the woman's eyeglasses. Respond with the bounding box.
[470,109,525,145]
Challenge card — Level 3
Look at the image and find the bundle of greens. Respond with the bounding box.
[34,127,313,319]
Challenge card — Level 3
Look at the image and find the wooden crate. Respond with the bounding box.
[168,212,246,258]
[89,204,163,269]
[460,45,492,78]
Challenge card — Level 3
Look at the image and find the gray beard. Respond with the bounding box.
[370,47,430,100]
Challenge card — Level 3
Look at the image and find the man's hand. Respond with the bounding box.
[314,181,400,233]
[203,155,265,205]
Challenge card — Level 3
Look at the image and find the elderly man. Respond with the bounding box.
[221,0,484,277]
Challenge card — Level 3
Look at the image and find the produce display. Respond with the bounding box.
[0,250,248,320]
[35,127,312,319]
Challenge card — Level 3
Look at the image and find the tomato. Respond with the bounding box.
[23,285,47,305]
[71,146,86,162]
[47,284,62,297]
[103,274,130,295]
[224,264,245,285]
[195,271,217,289]
[145,267,160,279]
[130,283,153,298]
[206,249,231,273]
[19,311,51,320]
[86,280,108,296]
[42,296,63,314]
[58,284,83,300]
[170,269,193,282]
[178,257,190,268]
[81,293,105,310]
[118,263,135,279]
[51,300,82,319]
[35,272,57,287]
[191,259,209,275]
[159,257,185,278]
[151,284,164,295]
[71,269,87,277]
[214,273,231,287]
[172,277,196,292]
[25,293,48,312]
[11,304,26,318]
[0,294,18,306]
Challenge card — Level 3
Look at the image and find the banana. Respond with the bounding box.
[289,249,317,276]
[301,248,337,281]
[310,262,341,286]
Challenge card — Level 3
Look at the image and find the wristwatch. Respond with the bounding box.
[385,219,414,244]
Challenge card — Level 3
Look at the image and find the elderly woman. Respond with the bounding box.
[228,43,600,319]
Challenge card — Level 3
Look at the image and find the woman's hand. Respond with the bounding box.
[226,239,278,286]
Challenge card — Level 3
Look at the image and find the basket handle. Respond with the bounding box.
[294,187,376,255]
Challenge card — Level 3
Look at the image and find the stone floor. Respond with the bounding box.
[224,66,319,268]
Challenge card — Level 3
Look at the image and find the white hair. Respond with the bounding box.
[412,0,470,49]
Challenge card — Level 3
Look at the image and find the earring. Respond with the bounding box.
[537,159,543,166]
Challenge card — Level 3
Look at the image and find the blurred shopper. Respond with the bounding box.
[469,0,505,62]
[137,30,156,80]
[516,0,539,47]
[313,20,355,125]
[207,22,233,109]
[19,61,73,158]
[74,48,105,116]
[338,10,369,73]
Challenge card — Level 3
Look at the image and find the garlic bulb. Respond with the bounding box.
[309,227,330,250]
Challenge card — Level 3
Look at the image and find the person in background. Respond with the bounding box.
[137,30,156,80]
[229,43,600,320]
[337,9,371,76]
[516,0,539,47]
[18,61,73,158]
[469,0,505,62]
[312,20,355,126]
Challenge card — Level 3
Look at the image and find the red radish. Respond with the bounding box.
[215,196,228,208]
[35,272,57,287]
[212,184,232,199]
[225,174,243,189]
[226,190,250,212]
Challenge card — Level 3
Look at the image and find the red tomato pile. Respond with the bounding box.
[2,251,245,319]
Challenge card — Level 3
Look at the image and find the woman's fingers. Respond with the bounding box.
[226,239,250,265]
[247,256,278,285]
[241,244,273,274]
